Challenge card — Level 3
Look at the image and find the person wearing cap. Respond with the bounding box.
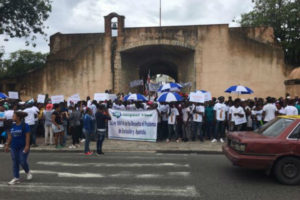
[43,104,54,145]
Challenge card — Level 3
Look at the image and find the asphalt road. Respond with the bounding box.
[0,152,299,200]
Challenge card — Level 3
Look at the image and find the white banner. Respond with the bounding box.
[8,91,19,99]
[108,109,157,142]
[189,92,205,103]
[51,95,64,104]
[94,93,109,101]
[37,94,46,103]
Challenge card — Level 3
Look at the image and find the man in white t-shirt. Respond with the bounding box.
[229,99,246,131]
[159,103,169,140]
[212,96,227,143]
[190,103,205,141]
[23,104,39,146]
[181,102,191,141]
[262,98,278,123]
[284,100,298,115]
[211,96,228,143]
[167,103,179,142]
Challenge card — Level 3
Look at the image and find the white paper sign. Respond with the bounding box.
[37,94,46,103]
[189,92,205,103]
[51,95,64,104]
[8,91,19,99]
[69,94,80,103]
[94,93,109,101]
[109,94,117,101]
[204,92,212,102]
[108,109,157,142]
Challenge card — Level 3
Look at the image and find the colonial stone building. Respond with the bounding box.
[0,12,290,100]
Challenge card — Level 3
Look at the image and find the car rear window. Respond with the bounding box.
[255,118,295,137]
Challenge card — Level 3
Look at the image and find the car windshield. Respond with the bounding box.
[254,117,295,137]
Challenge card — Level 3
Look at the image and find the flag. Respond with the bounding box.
[145,70,151,95]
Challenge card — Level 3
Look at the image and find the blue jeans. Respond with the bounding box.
[97,130,105,154]
[83,129,91,153]
[192,122,203,141]
[214,121,226,139]
[11,148,30,178]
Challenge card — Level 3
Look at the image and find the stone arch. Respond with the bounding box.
[116,43,195,93]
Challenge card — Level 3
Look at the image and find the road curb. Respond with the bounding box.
[12,148,223,154]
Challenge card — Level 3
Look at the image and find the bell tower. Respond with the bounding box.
[104,12,125,37]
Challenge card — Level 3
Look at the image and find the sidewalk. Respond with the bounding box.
[28,137,224,154]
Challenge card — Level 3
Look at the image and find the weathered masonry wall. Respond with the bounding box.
[0,12,288,100]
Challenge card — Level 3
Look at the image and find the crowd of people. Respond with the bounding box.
[1,93,300,185]
[1,94,300,152]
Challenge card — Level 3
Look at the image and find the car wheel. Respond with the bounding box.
[274,157,300,185]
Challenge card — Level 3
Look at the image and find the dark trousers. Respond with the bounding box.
[97,130,105,154]
[30,124,37,145]
[192,122,203,141]
[168,124,178,140]
[161,121,168,139]
[11,148,30,178]
[214,121,226,139]
[70,126,80,145]
[205,121,214,139]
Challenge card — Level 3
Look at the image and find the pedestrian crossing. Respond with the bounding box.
[0,153,200,199]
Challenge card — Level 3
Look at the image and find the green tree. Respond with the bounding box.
[240,0,300,66]
[0,50,48,78]
[0,0,52,47]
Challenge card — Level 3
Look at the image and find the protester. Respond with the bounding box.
[23,103,39,147]
[212,96,227,143]
[51,104,64,149]
[83,107,93,155]
[167,103,179,143]
[262,97,278,123]
[43,104,54,145]
[95,104,111,155]
[5,111,32,185]
[284,100,298,115]
[190,102,205,141]
[68,105,81,148]
[229,99,246,131]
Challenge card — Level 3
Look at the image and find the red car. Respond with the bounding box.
[223,116,300,185]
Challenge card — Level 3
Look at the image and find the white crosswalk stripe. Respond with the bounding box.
[20,170,191,179]
[0,182,200,197]
[37,161,190,168]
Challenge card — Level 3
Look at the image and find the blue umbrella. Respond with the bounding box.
[225,85,253,94]
[124,93,148,102]
[157,92,183,102]
[0,92,7,99]
[158,83,182,92]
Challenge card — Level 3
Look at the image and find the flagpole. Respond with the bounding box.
[159,0,161,27]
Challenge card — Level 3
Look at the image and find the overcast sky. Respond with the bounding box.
[1,0,254,57]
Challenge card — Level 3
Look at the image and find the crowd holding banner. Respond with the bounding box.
[1,88,300,156]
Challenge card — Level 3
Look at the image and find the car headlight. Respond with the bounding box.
[239,144,246,152]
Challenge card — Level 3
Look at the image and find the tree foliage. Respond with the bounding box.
[0,0,52,47]
[240,0,300,66]
[0,50,48,79]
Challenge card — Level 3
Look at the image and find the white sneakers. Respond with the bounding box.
[80,139,86,143]
[68,145,76,149]
[0,144,4,148]
[8,178,20,185]
[211,138,225,143]
[8,172,32,185]
[27,172,33,180]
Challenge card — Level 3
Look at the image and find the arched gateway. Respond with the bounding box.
[0,12,288,99]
